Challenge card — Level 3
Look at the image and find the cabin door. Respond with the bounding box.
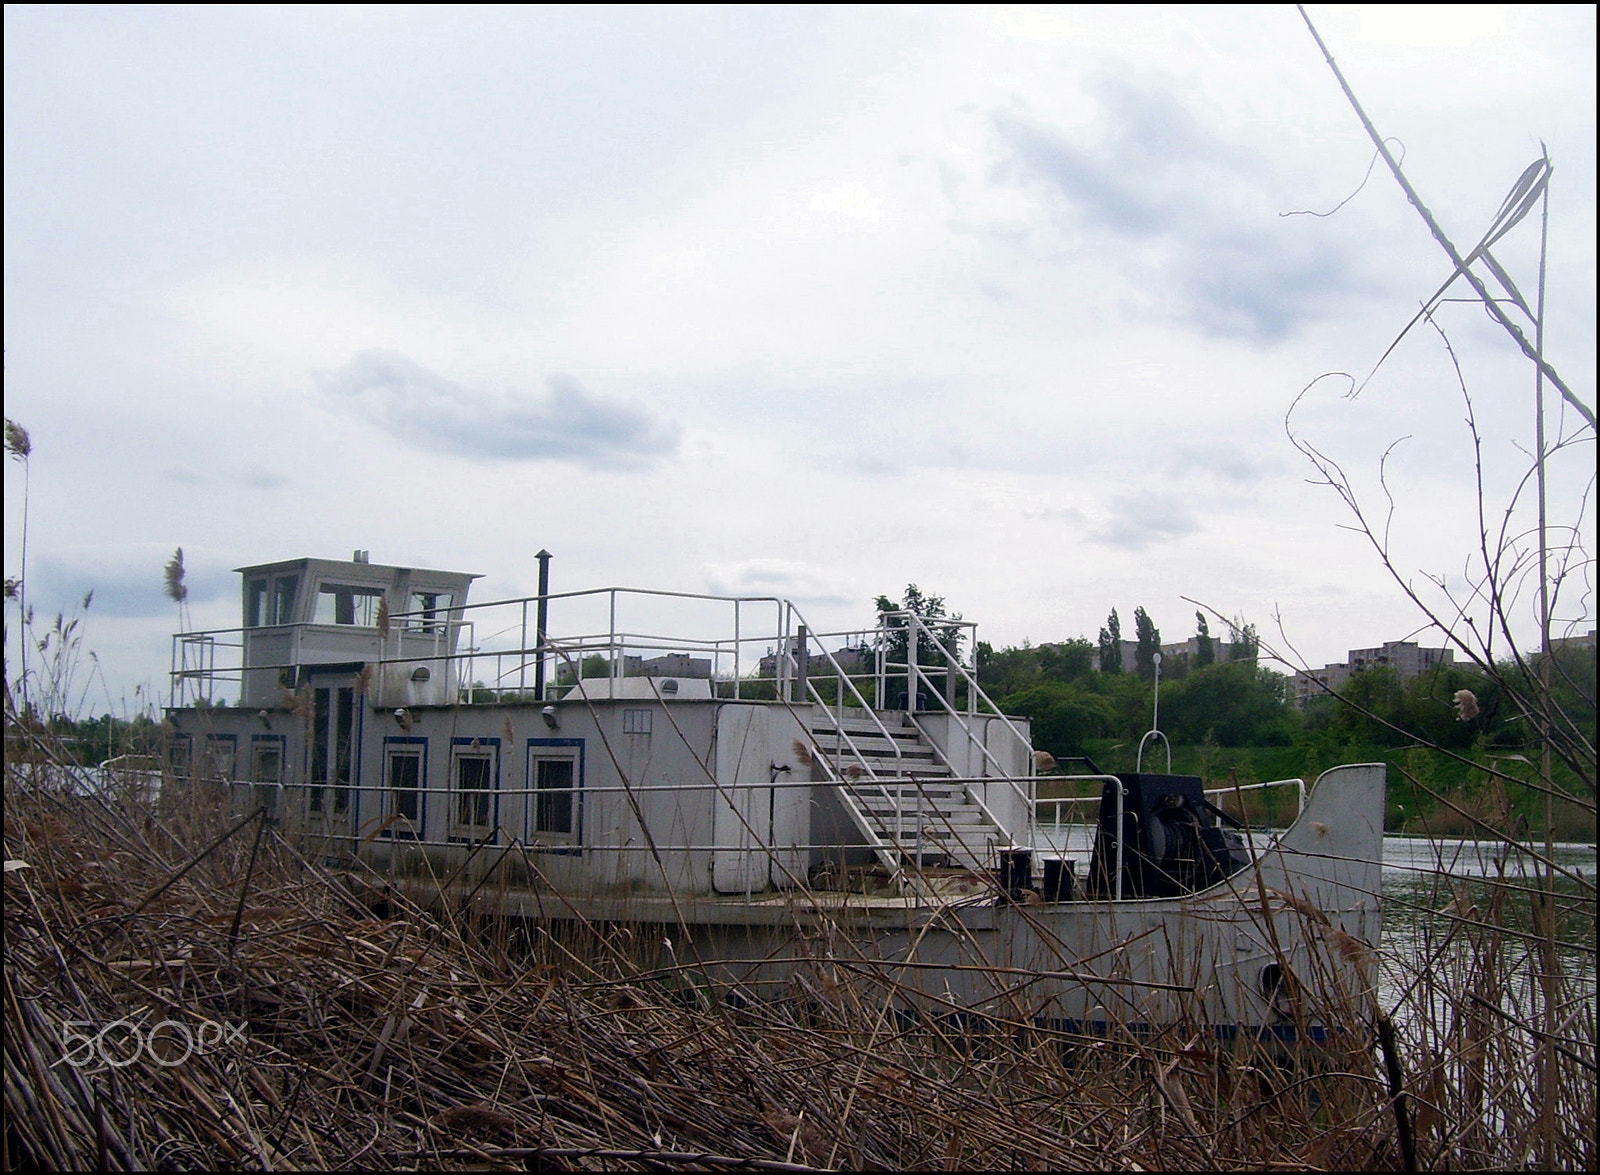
[303,673,360,849]
[712,706,775,893]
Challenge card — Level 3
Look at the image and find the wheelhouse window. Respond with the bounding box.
[450,739,498,843]
[407,591,454,633]
[272,576,298,624]
[315,584,386,626]
[248,576,300,626]
[247,579,268,627]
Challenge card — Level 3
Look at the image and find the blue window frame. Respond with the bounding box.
[526,737,585,852]
[382,736,428,840]
[449,737,500,843]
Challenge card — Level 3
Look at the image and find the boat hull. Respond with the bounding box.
[399,764,1385,1035]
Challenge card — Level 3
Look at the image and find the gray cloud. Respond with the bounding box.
[28,554,226,620]
[990,76,1367,343]
[316,351,680,468]
[164,466,288,489]
[1089,492,1200,551]
[1169,443,1267,485]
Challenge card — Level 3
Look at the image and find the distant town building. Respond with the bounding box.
[556,652,712,685]
[758,645,872,679]
[1100,638,1240,674]
[1550,628,1596,655]
[1289,640,1455,708]
[1157,636,1239,669]
[640,653,712,679]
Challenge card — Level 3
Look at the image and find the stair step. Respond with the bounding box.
[863,813,986,827]
[809,706,1003,875]
[815,745,927,759]
[856,800,970,815]
[876,827,991,844]
[856,786,972,798]
[858,796,980,811]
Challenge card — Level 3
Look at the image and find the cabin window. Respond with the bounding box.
[535,759,574,834]
[310,688,329,811]
[166,735,193,779]
[450,739,499,842]
[333,687,353,814]
[315,584,385,626]
[203,734,236,782]
[250,737,284,783]
[383,739,426,839]
[623,709,652,735]
[527,738,584,845]
[250,735,285,820]
[407,591,453,633]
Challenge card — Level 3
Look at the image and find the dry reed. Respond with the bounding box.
[5,722,1593,1171]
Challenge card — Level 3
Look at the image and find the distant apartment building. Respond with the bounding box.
[1550,628,1597,655]
[639,653,713,679]
[758,645,872,679]
[1289,640,1455,708]
[1101,637,1239,674]
[557,652,712,684]
[1158,636,1240,668]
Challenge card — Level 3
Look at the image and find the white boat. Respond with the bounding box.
[165,552,1384,1040]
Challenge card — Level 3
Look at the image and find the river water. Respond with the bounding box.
[1378,835,1597,1017]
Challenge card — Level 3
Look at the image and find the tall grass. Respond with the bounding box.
[6,704,1594,1171]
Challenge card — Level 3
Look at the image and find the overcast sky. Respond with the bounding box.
[5,4,1595,714]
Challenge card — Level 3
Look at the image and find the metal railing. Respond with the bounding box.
[166,586,1039,873]
[1031,776,1124,899]
[893,609,1035,831]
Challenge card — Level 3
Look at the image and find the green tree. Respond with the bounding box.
[1097,608,1122,674]
[1327,666,1405,747]
[1039,638,1097,683]
[1133,606,1161,680]
[874,585,963,666]
[1195,611,1214,667]
[1000,681,1115,754]
[875,585,964,706]
[1161,661,1294,747]
[979,639,1098,695]
[1226,616,1259,663]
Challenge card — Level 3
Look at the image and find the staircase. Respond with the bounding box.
[807,709,1003,874]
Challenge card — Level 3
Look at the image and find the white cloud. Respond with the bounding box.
[3,5,1591,700]
[702,560,857,608]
